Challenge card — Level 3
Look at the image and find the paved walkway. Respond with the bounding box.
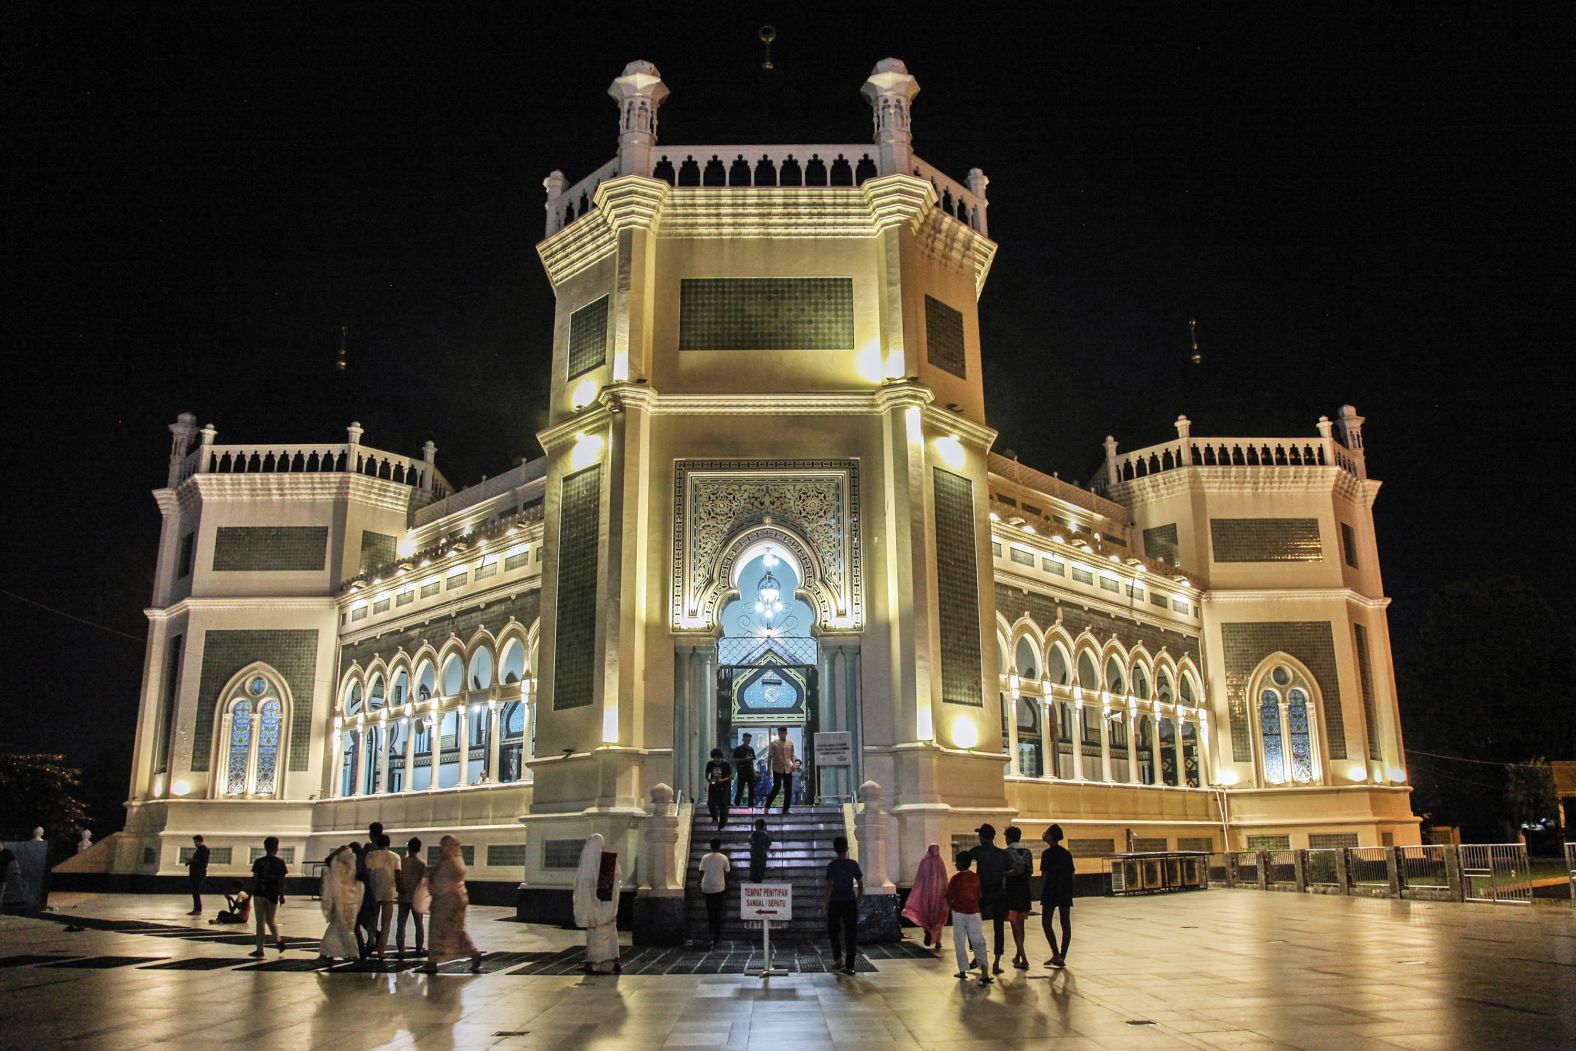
[2,890,1573,1049]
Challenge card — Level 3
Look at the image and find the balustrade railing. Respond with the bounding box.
[544,148,987,237]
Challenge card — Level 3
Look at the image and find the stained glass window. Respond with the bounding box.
[1287,688,1313,782]
[1260,689,1284,783]
[226,699,253,796]
[254,699,281,797]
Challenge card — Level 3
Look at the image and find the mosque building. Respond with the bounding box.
[113,58,1418,924]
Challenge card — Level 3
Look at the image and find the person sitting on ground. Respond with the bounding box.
[212,881,250,925]
[946,850,990,986]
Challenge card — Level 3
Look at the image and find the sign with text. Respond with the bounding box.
[814,731,852,767]
[740,882,793,921]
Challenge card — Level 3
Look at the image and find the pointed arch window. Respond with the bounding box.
[219,673,287,798]
[1256,663,1320,784]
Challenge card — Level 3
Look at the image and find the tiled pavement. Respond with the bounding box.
[2,890,1574,1049]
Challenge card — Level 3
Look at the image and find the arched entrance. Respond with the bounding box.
[716,548,818,807]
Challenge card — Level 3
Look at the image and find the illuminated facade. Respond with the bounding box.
[113,59,1417,903]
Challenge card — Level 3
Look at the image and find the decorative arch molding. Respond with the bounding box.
[673,459,863,631]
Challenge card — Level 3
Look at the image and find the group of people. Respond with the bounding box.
[185,822,482,973]
[902,823,1075,985]
[704,726,803,828]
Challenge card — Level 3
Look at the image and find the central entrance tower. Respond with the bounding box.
[520,58,1008,903]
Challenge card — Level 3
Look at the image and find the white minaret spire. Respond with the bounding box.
[608,60,669,178]
[860,58,920,176]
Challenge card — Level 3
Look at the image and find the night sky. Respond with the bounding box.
[5,3,1571,771]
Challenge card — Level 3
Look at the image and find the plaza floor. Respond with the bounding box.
[1,890,1573,1050]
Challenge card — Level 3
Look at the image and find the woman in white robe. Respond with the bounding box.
[316,845,363,962]
[573,833,623,973]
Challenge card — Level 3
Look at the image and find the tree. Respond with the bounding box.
[0,752,91,845]
[1398,577,1576,839]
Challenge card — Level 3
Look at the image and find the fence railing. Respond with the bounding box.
[1204,842,1565,906]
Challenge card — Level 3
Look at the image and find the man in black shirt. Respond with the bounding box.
[1041,823,1076,967]
[731,734,758,808]
[969,823,1009,974]
[249,835,289,957]
[185,835,210,915]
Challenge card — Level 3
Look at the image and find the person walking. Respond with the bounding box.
[363,833,400,958]
[419,835,482,974]
[900,844,948,952]
[731,733,758,807]
[748,819,771,883]
[183,835,210,915]
[763,726,799,815]
[573,833,623,973]
[1003,826,1034,970]
[945,851,990,985]
[699,837,730,948]
[249,836,288,958]
[823,835,864,975]
[969,824,1009,974]
[705,748,733,831]
[396,836,428,959]
[1040,824,1075,968]
[316,844,363,963]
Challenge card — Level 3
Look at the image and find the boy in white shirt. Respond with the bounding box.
[699,838,731,948]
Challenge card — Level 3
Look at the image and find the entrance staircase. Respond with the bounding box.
[683,804,846,941]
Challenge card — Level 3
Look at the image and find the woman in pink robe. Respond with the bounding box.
[902,844,948,952]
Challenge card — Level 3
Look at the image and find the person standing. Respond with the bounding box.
[900,844,948,952]
[731,733,758,807]
[823,835,864,975]
[764,727,799,815]
[699,837,730,948]
[1003,826,1034,970]
[184,835,210,915]
[1040,824,1075,968]
[969,824,1009,974]
[748,819,771,883]
[249,836,288,958]
[705,749,733,831]
[363,833,400,958]
[396,836,428,959]
[945,851,990,985]
[573,833,624,973]
[316,844,363,963]
[419,835,483,974]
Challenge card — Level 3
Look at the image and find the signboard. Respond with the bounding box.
[741,882,793,921]
[815,731,852,767]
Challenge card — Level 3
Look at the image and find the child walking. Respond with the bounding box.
[946,850,991,985]
[749,819,771,882]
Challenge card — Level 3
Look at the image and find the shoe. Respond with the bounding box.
[247,949,266,958]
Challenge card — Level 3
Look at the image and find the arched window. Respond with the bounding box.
[1255,663,1320,784]
[219,673,286,798]
[1016,697,1042,778]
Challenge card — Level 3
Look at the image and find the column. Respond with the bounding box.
[1127,709,1141,783]
[1099,702,1114,782]
[487,703,502,782]
[1071,704,1085,780]
[457,706,469,787]
[403,716,416,793]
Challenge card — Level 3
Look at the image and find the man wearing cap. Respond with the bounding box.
[970,823,1010,975]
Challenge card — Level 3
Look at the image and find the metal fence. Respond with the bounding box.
[1399,845,1449,890]
[1460,843,1532,904]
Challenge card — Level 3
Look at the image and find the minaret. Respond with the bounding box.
[860,58,920,176]
[608,60,669,178]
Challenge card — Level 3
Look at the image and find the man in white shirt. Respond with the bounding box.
[699,838,731,947]
[764,726,799,815]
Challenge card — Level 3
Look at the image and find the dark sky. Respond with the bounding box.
[5,2,1571,769]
